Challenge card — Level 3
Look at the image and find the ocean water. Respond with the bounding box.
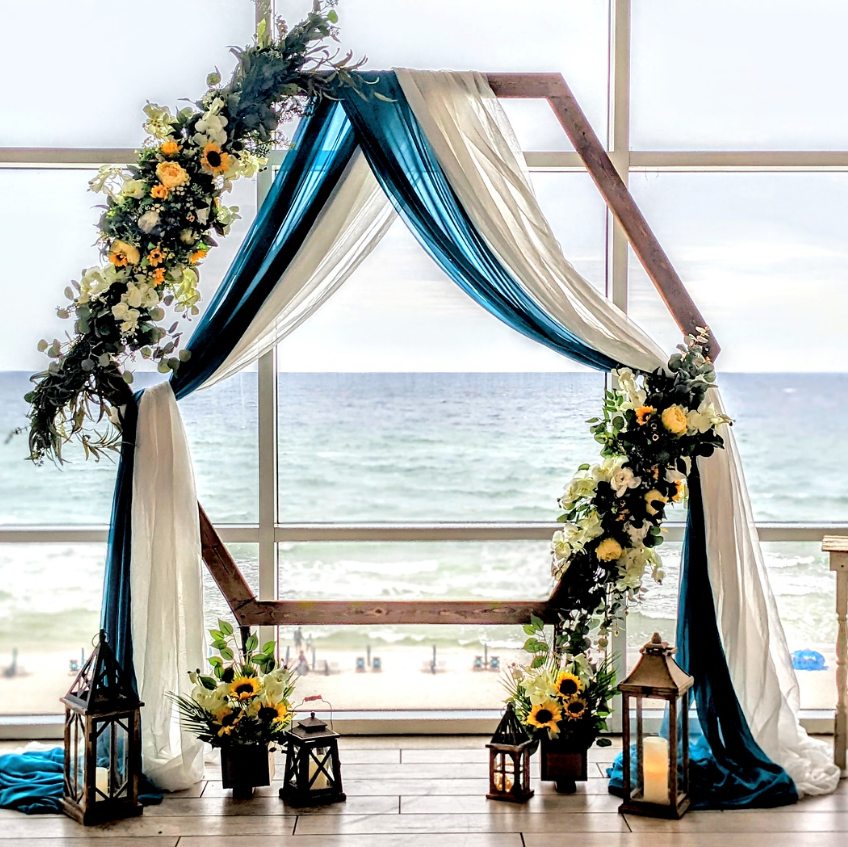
[1,371,847,658]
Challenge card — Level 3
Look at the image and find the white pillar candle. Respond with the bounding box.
[308,756,330,790]
[95,766,109,800]
[641,736,670,805]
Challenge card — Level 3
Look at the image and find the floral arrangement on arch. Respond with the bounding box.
[504,615,616,749]
[548,330,731,658]
[24,1,366,465]
[171,621,295,747]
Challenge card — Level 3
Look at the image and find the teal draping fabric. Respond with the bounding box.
[0,748,162,814]
[607,468,798,807]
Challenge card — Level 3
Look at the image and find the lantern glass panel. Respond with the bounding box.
[309,746,334,789]
[70,713,85,803]
[93,717,130,801]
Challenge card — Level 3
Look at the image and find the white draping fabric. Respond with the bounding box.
[131,381,205,790]
[700,389,840,794]
[395,69,667,373]
[207,150,395,387]
[396,67,837,796]
[130,146,394,789]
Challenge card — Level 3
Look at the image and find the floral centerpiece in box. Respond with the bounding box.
[171,620,294,798]
[504,615,616,792]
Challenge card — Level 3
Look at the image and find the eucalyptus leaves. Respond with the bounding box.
[549,331,731,657]
[25,0,365,465]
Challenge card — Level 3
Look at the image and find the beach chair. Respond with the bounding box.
[372,657,382,672]
[356,656,366,672]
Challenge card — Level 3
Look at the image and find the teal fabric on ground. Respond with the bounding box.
[608,468,798,808]
[0,748,162,815]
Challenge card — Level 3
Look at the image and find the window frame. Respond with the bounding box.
[2,0,846,733]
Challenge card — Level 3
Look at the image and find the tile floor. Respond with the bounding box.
[1,736,846,846]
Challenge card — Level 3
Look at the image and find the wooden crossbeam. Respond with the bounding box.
[188,72,719,627]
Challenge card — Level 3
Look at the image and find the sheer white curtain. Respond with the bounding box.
[397,68,838,795]
[130,149,393,789]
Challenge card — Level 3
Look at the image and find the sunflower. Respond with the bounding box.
[147,248,165,267]
[229,676,260,701]
[212,707,242,736]
[201,142,231,175]
[635,406,656,425]
[554,671,583,699]
[256,701,289,725]
[108,239,140,267]
[527,700,562,732]
[563,697,588,721]
[160,140,180,156]
[151,183,169,200]
[153,267,166,286]
[671,479,685,502]
[190,248,208,265]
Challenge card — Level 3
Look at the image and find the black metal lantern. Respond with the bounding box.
[61,630,143,826]
[618,633,694,819]
[280,711,346,807]
[486,703,535,803]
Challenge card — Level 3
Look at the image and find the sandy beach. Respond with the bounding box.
[0,645,839,716]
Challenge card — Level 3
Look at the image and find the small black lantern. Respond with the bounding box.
[486,703,534,803]
[61,630,143,826]
[618,633,694,819]
[280,711,346,807]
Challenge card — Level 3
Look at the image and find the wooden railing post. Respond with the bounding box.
[824,536,848,775]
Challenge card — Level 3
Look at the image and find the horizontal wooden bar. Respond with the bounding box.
[231,599,559,627]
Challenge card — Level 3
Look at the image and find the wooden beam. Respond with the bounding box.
[198,504,256,615]
[231,599,560,627]
[486,72,720,361]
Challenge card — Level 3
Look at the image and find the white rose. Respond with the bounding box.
[121,179,147,200]
[611,466,641,498]
[138,210,160,234]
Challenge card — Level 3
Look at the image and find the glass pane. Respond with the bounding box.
[277,206,606,522]
[0,169,257,525]
[0,544,104,715]
[279,623,530,711]
[626,541,837,711]
[94,717,129,799]
[278,541,551,601]
[0,0,255,147]
[202,543,259,635]
[631,0,848,150]
[276,0,610,150]
[627,172,848,522]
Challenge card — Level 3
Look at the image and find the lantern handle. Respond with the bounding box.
[301,695,335,731]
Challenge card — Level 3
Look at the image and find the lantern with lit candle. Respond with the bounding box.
[61,630,143,826]
[618,633,693,819]
[280,708,345,807]
[486,703,534,803]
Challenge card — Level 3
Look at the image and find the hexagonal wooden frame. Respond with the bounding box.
[198,72,718,627]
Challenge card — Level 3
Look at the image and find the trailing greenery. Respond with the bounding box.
[24,0,365,465]
[170,620,296,748]
[547,330,731,658]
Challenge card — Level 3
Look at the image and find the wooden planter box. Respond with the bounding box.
[221,744,275,799]
[540,736,589,794]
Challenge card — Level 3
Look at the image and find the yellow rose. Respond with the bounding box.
[644,489,668,516]
[156,160,189,189]
[596,537,623,562]
[108,239,140,266]
[661,405,688,436]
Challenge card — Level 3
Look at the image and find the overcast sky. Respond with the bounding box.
[1,0,846,372]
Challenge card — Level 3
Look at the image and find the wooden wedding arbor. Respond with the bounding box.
[194,72,719,628]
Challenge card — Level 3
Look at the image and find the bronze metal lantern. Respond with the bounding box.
[486,703,534,803]
[280,711,346,807]
[61,630,144,826]
[618,632,694,819]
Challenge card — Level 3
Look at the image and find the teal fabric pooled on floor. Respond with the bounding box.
[0,748,163,815]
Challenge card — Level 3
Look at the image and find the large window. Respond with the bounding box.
[1,0,845,720]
